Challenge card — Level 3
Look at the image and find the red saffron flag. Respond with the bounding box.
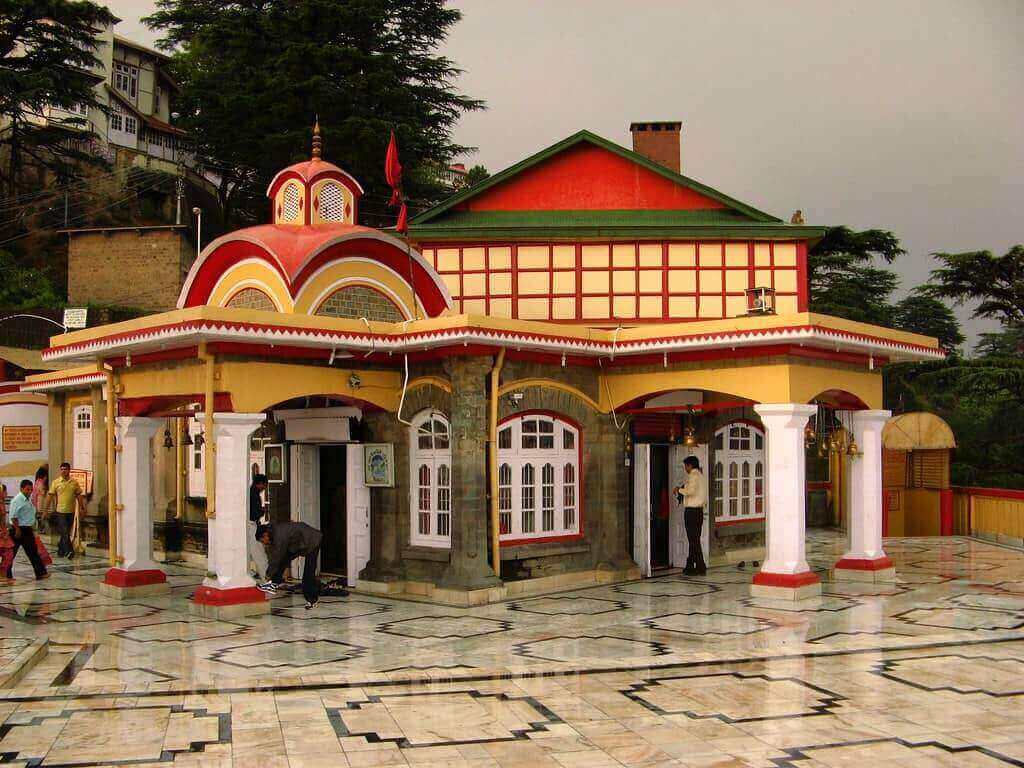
[385,130,403,207]
[396,202,408,234]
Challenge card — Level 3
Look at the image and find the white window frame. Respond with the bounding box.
[114,62,139,99]
[497,413,580,543]
[712,422,765,523]
[187,412,205,498]
[408,410,452,548]
[123,114,138,135]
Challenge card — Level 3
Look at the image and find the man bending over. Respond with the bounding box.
[256,520,322,609]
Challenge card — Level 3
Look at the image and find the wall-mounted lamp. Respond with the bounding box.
[506,391,524,409]
[348,373,362,389]
[162,428,174,449]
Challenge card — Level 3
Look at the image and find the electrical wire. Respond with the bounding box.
[0,173,170,233]
[0,177,170,248]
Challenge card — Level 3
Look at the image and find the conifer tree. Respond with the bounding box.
[0,0,115,194]
[145,0,483,227]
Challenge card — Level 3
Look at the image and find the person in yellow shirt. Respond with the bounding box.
[48,462,84,559]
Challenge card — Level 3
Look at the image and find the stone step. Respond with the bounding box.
[0,638,48,689]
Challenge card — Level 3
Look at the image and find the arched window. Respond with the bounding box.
[280,182,302,223]
[226,287,277,312]
[409,411,452,547]
[317,181,347,222]
[712,422,765,523]
[497,413,580,542]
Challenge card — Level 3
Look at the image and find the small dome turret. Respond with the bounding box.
[266,121,364,227]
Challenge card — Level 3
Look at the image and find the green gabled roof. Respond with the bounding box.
[411,129,785,228]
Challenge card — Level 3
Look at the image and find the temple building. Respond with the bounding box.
[22,122,943,615]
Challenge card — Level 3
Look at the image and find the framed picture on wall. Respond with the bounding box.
[264,443,287,484]
[363,443,395,487]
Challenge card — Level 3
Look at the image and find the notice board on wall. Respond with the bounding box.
[2,425,42,452]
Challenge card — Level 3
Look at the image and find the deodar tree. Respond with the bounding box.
[0,0,115,195]
[145,0,484,227]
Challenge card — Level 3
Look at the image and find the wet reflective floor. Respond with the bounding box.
[2,531,1024,766]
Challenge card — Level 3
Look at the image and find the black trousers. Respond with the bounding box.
[301,546,320,603]
[684,507,706,573]
[9,526,47,579]
[55,512,74,557]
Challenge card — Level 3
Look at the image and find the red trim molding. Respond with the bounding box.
[192,585,267,607]
[954,486,1024,501]
[714,516,765,528]
[834,556,893,571]
[752,570,820,587]
[103,568,167,587]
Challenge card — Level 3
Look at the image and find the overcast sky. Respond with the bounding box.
[109,0,1022,347]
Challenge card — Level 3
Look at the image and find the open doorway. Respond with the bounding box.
[319,445,347,574]
[650,445,671,569]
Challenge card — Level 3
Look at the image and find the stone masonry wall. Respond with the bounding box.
[68,227,193,312]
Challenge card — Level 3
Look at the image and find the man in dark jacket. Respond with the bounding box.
[256,520,323,608]
[247,475,269,579]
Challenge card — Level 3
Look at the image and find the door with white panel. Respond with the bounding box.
[345,444,371,587]
[632,443,651,577]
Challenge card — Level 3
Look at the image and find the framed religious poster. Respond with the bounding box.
[363,443,395,487]
[264,443,287,484]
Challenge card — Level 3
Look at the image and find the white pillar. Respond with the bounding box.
[751,403,821,599]
[835,410,895,582]
[101,416,168,598]
[191,412,269,617]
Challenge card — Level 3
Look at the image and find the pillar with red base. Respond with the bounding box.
[190,412,269,619]
[751,404,822,600]
[101,416,170,599]
[834,410,896,582]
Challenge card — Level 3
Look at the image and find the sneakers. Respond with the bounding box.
[304,600,318,610]
[257,581,279,594]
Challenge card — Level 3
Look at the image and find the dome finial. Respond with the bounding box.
[311,117,322,161]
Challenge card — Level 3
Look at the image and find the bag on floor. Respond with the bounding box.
[36,536,53,566]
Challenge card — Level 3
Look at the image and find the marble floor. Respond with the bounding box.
[2,531,1024,766]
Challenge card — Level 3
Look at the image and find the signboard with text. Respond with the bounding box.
[1,425,42,452]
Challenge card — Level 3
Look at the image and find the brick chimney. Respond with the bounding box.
[629,121,682,173]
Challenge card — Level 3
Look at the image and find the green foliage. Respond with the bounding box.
[0,248,62,308]
[893,288,964,353]
[884,245,1024,490]
[465,164,489,187]
[145,0,483,227]
[807,226,904,325]
[929,245,1024,330]
[0,0,115,192]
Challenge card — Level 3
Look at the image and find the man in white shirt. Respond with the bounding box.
[674,456,708,575]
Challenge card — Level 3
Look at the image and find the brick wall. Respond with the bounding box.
[68,226,193,312]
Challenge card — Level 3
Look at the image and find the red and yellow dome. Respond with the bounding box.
[178,124,451,321]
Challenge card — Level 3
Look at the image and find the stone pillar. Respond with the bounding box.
[751,404,821,600]
[439,357,501,592]
[594,416,636,576]
[191,412,269,618]
[834,410,895,582]
[101,417,169,599]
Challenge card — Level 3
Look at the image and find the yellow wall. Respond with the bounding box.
[967,493,1024,541]
[116,360,402,414]
[600,359,883,411]
[209,261,294,312]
